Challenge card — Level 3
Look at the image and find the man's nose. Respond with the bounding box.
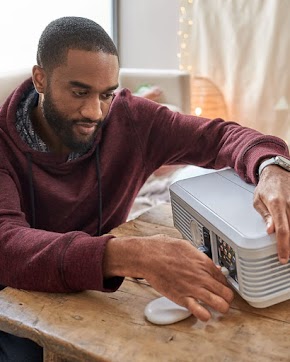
[80,98,102,120]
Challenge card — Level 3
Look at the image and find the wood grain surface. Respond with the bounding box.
[0,203,290,362]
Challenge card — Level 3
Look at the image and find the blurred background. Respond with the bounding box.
[1,0,289,143]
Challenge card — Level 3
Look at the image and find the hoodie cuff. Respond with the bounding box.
[238,136,289,185]
[62,233,121,292]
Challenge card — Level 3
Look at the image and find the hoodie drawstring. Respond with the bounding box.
[26,153,36,228]
[95,144,102,236]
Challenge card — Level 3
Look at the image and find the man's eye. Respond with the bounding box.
[101,93,114,101]
[73,90,88,97]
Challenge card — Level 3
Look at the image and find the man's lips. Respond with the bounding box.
[74,122,98,135]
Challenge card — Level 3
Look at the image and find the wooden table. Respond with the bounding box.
[1,203,290,362]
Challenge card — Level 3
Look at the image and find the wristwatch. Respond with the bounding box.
[258,155,290,176]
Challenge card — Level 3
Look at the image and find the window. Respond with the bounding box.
[0,0,114,73]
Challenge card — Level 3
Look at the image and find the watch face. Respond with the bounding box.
[276,156,290,171]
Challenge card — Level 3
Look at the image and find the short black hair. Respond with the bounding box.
[37,16,118,71]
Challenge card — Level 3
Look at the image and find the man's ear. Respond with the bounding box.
[32,65,47,94]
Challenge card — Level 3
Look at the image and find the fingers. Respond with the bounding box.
[254,188,290,264]
[185,297,211,322]
[193,252,234,303]
[183,287,233,322]
[187,258,234,314]
[144,236,234,322]
[265,204,289,264]
[253,195,274,233]
[209,262,229,286]
[266,216,275,234]
[174,276,233,322]
[208,277,234,304]
[197,270,234,309]
[273,209,290,264]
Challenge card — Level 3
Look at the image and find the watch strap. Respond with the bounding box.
[258,156,290,177]
[258,157,276,176]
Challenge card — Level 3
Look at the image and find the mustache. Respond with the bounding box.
[73,119,101,125]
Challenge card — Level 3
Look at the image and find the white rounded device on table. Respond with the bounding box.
[144,296,192,325]
[144,268,229,325]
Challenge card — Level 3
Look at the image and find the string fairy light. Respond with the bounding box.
[177,0,228,119]
[177,0,193,72]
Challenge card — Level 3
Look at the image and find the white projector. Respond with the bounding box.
[169,168,290,308]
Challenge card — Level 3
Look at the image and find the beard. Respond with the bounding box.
[41,89,101,154]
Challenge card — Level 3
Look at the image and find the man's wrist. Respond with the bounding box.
[258,156,290,177]
[103,236,148,279]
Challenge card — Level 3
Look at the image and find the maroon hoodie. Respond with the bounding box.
[0,78,288,293]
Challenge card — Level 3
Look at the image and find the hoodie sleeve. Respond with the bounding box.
[0,167,123,293]
[120,91,289,185]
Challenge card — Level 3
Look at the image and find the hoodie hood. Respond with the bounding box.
[0,78,104,233]
[0,77,105,168]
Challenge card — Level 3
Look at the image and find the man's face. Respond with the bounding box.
[41,83,102,154]
[38,49,119,154]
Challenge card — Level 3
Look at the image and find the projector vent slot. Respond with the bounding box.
[239,255,290,298]
[171,199,192,242]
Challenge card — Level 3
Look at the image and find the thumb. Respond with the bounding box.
[265,215,275,234]
[254,197,275,234]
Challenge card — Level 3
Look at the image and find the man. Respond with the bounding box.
[0,16,290,361]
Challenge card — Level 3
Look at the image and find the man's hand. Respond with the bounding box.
[254,165,290,264]
[104,234,234,322]
[143,235,234,322]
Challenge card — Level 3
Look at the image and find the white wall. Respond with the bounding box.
[0,1,113,73]
[118,0,180,69]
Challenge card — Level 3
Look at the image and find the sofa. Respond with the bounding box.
[118,68,191,114]
[0,68,191,113]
